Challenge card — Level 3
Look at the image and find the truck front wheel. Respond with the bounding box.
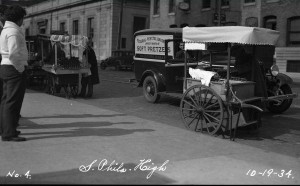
[267,84,293,114]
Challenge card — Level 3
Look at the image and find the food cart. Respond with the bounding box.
[25,35,46,89]
[133,26,298,141]
[41,34,91,98]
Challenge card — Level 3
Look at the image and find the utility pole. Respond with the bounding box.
[117,0,124,50]
[218,0,221,26]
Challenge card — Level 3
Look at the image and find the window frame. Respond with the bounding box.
[168,0,175,13]
[263,15,277,30]
[72,19,79,35]
[59,22,66,33]
[287,16,300,46]
[244,0,256,6]
[221,0,230,8]
[87,17,95,39]
[202,0,211,10]
[153,0,160,15]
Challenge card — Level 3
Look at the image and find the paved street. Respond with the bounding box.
[0,67,299,184]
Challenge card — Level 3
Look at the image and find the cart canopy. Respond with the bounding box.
[182,26,280,46]
[50,35,88,48]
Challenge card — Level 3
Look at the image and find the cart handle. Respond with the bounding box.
[229,86,263,112]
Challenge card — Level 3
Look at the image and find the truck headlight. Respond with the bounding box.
[270,64,279,76]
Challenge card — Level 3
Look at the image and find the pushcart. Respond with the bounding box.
[25,35,47,89]
[179,26,298,140]
[133,26,298,141]
[40,34,91,98]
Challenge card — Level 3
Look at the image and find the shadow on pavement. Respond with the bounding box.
[18,115,155,141]
[23,113,127,120]
[0,163,175,184]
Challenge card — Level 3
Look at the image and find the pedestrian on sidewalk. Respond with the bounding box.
[0,5,28,142]
[78,37,99,98]
[0,5,7,112]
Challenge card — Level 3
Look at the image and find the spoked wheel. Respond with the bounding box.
[63,85,72,99]
[49,76,56,95]
[180,85,224,135]
[70,85,79,98]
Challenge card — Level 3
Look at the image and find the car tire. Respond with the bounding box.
[100,62,107,70]
[115,60,122,71]
[143,76,160,103]
[267,84,293,114]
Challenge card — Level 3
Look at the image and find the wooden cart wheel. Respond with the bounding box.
[49,75,56,95]
[180,85,224,135]
[63,85,72,99]
[71,85,79,98]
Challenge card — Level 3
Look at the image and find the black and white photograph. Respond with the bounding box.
[0,0,299,184]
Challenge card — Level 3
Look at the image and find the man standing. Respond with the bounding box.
[0,5,28,142]
[0,5,7,113]
[79,38,99,98]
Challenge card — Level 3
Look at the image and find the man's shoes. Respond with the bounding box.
[2,136,26,142]
[0,131,20,136]
[78,93,85,98]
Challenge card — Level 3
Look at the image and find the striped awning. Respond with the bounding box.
[183,26,280,46]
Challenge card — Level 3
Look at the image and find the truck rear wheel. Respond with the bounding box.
[143,76,160,103]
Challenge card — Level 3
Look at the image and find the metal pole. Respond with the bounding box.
[55,43,57,66]
[218,0,221,26]
[184,46,187,92]
[226,43,231,102]
[117,0,124,50]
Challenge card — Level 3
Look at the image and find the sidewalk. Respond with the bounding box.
[0,90,299,184]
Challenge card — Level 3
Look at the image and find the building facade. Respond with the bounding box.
[150,0,300,80]
[23,0,150,61]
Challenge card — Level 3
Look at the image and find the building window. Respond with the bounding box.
[266,0,279,3]
[73,20,79,35]
[25,28,29,36]
[121,38,126,49]
[153,0,160,15]
[195,24,206,27]
[287,60,300,72]
[221,0,229,7]
[287,16,300,46]
[202,0,211,9]
[169,0,175,13]
[244,0,256,4]
[245,17,258,27]
[224,22,237,26]
[87,17,94,39]
[180,23,189,28]
[184,0,191,10]
[263,16,277,30]
[60,22,65,33]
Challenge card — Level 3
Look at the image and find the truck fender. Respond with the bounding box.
[277,73,293,86]
[138,70,166,92]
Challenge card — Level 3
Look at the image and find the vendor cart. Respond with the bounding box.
[133,26,298,141]
[41,34,90,98]
[25,35,46,89]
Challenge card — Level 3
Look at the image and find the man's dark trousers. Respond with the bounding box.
[0,65,26,138]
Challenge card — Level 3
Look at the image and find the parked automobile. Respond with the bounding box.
[100,50,134,71]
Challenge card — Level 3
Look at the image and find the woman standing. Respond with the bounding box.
[79,38,100,98]
[0,5,27,142]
